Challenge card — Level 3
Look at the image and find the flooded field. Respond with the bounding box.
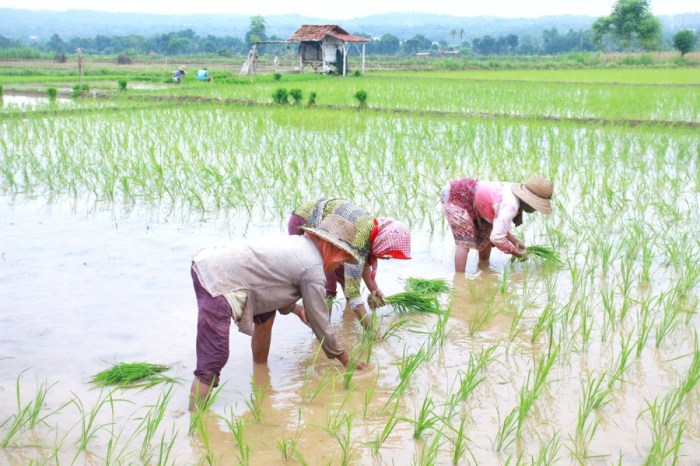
[1,67,699,465]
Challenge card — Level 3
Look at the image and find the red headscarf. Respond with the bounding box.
[368,217,411,279]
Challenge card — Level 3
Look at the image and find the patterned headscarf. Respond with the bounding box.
[368,217,411,279]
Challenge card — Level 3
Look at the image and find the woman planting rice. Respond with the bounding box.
[441,175,554,273]
[189,215,363,409]
[288,198,412,330]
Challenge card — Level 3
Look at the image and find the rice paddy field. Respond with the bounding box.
[1,61,699,465]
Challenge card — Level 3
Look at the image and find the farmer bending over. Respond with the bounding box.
[288,198,411,331]
[441,175,553,273]
[189,214,364,410]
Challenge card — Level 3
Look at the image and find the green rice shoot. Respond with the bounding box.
[90,362,176,389]
[405,277,451,295]
[385,291,443,315]
[526,245,563,266]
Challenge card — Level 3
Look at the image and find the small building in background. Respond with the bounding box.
[288,24,370,75]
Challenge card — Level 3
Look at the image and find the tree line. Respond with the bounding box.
[0,1,697,58]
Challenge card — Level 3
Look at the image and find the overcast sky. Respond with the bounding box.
[2,0,697,19]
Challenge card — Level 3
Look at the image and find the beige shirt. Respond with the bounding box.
[192,235,344,359]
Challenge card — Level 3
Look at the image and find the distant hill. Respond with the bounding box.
[1,8,698,43]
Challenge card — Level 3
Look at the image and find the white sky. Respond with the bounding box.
[1,0,697,19]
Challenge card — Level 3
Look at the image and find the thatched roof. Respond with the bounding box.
[289,25,370,43]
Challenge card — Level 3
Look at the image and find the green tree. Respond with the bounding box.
[245,15,267,45]
[592,0,661,51]
[166,37,191,55]
[402,34,432,54]
[47,33,66,53]
[672,29,696,56]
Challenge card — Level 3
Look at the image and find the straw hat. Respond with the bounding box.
[301,214,361,264]
[511,175,553,215]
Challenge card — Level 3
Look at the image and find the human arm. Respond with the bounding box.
[490,195,521,255]
[344,262,375,330]
[299,276,345,360]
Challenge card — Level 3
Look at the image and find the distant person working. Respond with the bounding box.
[172,66,186,84]
[196,67,212,82]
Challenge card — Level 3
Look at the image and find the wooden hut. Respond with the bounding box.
[288,25,370,75]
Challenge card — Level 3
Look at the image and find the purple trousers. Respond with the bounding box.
[191,264,276,386]
[191,264,231,387]
[287,213,344,297]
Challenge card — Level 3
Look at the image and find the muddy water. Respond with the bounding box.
[1,197,698,465]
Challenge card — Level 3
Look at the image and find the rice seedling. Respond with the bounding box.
[404,277,451,295]
[342,356,362,390]
[71,389,122,456]
[526,245,563,267]
[244,373,268,422]
[467,291,501,336]
[301,345,334,404]
[531,303,556,344]
[368,400,400,456]
[358,310,380,362]
[569,373,611,461]
[90,362,176,389]
[388,343,436,404]
[444,416,476,465]
[641,390,686,465]
[493,406,519,452]
[0,371,68,447]
[103,408,141,465]
[609,332,635,387]
[448,345,497,412]
[154,426,178,466]
[381,316,417,341]
[530,433,562,465]
[414,431,443,465]
[324,397,351,438]
[384,291,443,315]
[189,383,225,434]
[219,406,250,465]
[402,393,439,439]
[335,414,354,466]
[411,307,453,355]
[136,385,173,461]
[277,436,298,461]
[496,345,560,452]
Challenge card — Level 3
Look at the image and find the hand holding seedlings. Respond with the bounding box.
[368,289,386,309]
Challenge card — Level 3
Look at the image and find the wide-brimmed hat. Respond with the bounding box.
[301,214,361,264]
[511,175,553,215]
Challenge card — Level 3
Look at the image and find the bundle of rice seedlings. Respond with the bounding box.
[90,362,176,389]
[405,277,451,295]
[526,245,563,266]
[385,291,443,315]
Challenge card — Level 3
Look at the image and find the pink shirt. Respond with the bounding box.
[474,181,520,254]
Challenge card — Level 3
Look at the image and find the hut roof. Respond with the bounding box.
[289,25,370,43]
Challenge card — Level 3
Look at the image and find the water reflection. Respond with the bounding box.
[1,94,73,108]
